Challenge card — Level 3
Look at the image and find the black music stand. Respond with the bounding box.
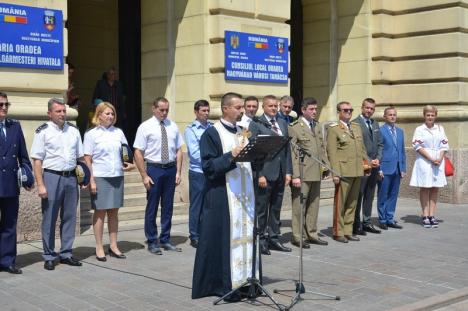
[213,135,289,310]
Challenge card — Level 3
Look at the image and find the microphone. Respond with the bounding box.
[252,116,271,129]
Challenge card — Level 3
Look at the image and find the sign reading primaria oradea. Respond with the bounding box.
[225,31,288,84]
[0,3,63,70]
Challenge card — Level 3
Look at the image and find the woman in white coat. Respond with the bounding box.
[409,105,449,228]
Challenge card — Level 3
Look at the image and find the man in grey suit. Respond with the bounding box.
[352,98,383,235]
[249,95,293,255]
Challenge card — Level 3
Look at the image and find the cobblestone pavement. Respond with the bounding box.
[1,197,468,311]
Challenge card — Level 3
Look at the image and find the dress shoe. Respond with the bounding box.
[96,256,107,262]
[260,242,271,255]
[379,223,388,230]
[353,229,367,236]
[308,237,328,246]
[190,239,199,248]
[333,236,348,243]
[44,260,55,271]
[148,243,163,255]
[387,222,403,229]
[291,240,311,249]
[268,240,292,252]
[1,265,22,274]
[345,235,360,241]
[109,248,126,259]
[363,224,381,234]
[161,242,182,252]
[60,257,82,266]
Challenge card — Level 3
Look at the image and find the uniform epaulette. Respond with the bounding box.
[35,123,48,133]
[350,121,359,125]
[189,122,196,127]
[328,122,338,127]
[289,120,299,126]
[66,121,78,129]
[6,118,18,123]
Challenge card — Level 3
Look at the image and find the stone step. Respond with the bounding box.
[80,202,189,226]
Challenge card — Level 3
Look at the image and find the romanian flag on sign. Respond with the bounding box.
[1,14,28,24]
[248,42,269,49]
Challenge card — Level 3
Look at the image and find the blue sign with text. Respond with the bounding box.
[225,31,288,84]
[0,2,63,70]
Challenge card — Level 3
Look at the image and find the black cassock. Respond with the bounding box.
[191,124,238,299]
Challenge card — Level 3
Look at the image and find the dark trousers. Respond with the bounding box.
[0,197,19,268]
[145,165,176,244]
[41,172,79,261]
[354,167,379,232]
[377,172,401,224]
[188,170,205,241]
[255,176,285,241]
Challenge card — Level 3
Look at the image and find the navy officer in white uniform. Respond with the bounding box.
[31,98,84,271]
[134,96,184,255]
[0,91,33,274]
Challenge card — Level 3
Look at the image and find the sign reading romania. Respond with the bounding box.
[0,3,63,70]
[225,31,288,84]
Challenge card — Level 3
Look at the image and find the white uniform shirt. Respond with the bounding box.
[133,116,184,163]
[237,114,252,129]
[83,125,128,177]
[31,121,84,171]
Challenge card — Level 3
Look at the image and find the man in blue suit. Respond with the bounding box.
[377,107,406,229]
[0,91,33,274]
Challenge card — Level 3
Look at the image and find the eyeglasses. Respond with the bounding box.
[339,108,354,113]
[0,102,11,108]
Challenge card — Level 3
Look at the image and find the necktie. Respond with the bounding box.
[160,120,169,162]
[390,126,397,145]
[0,122,5,144]
[366,120,373,140]
[309,121,315,133]
[347,122,354,136]
[270,119,279,134]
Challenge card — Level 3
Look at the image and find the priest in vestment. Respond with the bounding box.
[192,92,257,300]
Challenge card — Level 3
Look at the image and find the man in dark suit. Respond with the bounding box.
[249,95,292,255]
[0,91,33,274]
[352,98,383,236]
[377,107,406,230]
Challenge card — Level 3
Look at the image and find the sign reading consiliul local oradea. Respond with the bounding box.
[225,31,288,84]
[0,3,63,70]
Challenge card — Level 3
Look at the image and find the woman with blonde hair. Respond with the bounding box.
[84,102,135,261]
[409,105,449,228]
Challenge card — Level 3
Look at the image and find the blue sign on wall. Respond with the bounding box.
[225,31,288,84]
[0,3,63,70]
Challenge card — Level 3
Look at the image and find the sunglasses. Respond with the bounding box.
[0,102,11,108]
[339,108,354,113]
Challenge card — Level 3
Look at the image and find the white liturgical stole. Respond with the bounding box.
[214,121,257,287]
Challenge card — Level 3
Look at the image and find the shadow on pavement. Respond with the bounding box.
[401,214,444,225]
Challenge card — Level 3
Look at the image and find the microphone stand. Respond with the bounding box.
[274,140,340,310]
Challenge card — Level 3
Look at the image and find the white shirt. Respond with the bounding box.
[133,116,184,163]
[83,125,128,177]
[237,114,252,129]
[31,121,84,171]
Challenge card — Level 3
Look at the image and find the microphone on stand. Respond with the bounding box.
[252,116,272,129]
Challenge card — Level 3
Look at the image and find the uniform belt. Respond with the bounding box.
[147,162,176,169]
[44,168,76,177]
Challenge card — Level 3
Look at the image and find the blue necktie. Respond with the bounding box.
[390,126,397,145]
[0,122,5,144]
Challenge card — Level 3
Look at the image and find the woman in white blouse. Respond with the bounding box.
[409,105,449,228]
[84,102,135,261]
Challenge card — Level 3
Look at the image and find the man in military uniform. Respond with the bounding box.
[289,98,329,248]
[0,92,33,274]
[31,98,84,270]
[327,101,368,243]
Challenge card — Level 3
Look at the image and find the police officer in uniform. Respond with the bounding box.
[289,98,329,248]
[184,99,212,248]
[327,101,368,243]
[31,98,84,270]
[0,92,33,274]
